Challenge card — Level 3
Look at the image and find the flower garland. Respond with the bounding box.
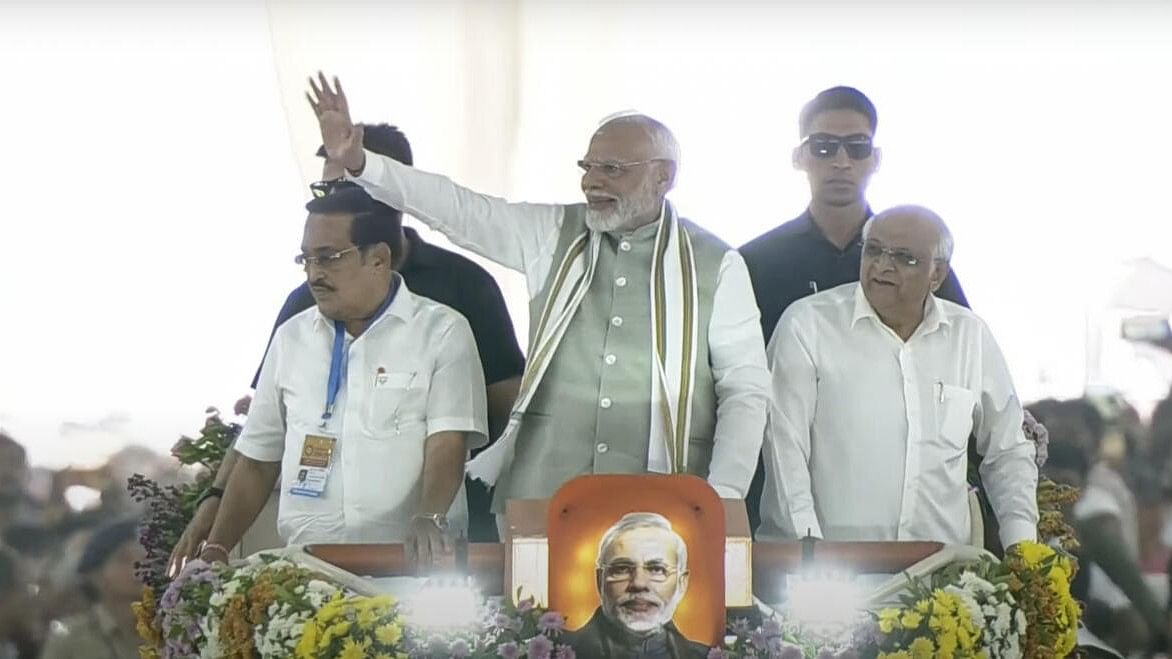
[132,410,1081,659]
[869,540,1079,659]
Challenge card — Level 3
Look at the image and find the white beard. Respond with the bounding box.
[607,585,686,634]
[584,181,661,233]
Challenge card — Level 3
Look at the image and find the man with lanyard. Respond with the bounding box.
[308,74,769,533]
[740,86,968,533]
[196,186,487,566]
[168,125,523,575]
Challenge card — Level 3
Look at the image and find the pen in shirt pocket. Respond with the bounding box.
[936,380,944,403]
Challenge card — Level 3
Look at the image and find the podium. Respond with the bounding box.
[303,498,945,604]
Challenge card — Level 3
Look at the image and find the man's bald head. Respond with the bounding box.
[863,204,954,262]
[591,113,680,186]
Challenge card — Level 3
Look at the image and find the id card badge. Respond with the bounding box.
[289,434,336,498]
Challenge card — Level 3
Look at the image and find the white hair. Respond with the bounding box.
[862,206,954,262]
[596,512,688,574]
[597,111,681,169]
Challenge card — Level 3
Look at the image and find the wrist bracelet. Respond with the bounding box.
[199,541,230,557]
[195,486,225,508]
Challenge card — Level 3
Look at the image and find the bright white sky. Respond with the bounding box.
[2,1,1171,468]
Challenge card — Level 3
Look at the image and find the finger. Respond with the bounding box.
[308,75,324,105]
[317,71,334,106]
[440,530,452,555]
[333,76,350,118]
[306,92,321,117]
[405,533,416,566]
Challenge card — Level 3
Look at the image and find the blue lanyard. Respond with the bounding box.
[321,276,400,425]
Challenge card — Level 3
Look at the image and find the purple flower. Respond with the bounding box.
[527,634,554,659]
[761,617,781,636]
[835,650,860,659]
[730,618,751,635]
[517,598,535,613]
[493,613,513,629]
[450,639,471,658]
[498,641,521,659]
[707,649,730,659]
[537,611,566,634]
[815,650,838,659]
[553,646,575,659]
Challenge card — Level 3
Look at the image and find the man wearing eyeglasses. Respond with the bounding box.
[562,512,707,659]
[739,86,969,533]
[193,187,487,568]
[166,125,524,574]
[758,205,1038,551]
[306,74,768,533]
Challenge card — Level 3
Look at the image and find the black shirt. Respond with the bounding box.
[739,209,969,344]
[738,209,970,534]
[250,227,525,389]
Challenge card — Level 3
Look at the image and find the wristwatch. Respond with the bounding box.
[414,513,449,531]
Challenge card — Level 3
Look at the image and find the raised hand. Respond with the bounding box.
[306,72,365,174]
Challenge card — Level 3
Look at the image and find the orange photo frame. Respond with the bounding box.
[546,474,726,647]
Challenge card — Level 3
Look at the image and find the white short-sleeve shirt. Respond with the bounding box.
[234,279,488,544]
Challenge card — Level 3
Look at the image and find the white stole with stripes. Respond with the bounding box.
[466,203,700,486]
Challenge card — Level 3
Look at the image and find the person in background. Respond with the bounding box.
[739,87,969,533]
[38,520,143,659]
[1031,399,1167,655]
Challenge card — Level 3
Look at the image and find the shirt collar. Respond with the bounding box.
[312,273,413,333]
[850,282,952,336]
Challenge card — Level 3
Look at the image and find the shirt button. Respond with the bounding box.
[611,316,623,327]
[619,241,632,252]
[597,442,609,454]
[600,397,612,409]
[604,354,617,365]
[615,276,628,287]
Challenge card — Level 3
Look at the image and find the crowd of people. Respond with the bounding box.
[3,78,1172,657]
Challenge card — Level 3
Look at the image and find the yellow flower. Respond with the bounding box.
[375,623,402,646]
[357,607,378,627]
[339,637,369,659]
[322,620,352,649]
[296,622,319,658]
[908,637,935,659]
[900,610,923,628]
[937,630,958,659]
[1013,540,1052,566]
[879,652,911,659]
[375,654,394,659]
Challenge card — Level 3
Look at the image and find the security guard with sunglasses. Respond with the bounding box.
[740,86,969,534]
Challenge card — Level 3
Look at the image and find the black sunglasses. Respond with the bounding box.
[309,178,361,198]
[803,133,874,160]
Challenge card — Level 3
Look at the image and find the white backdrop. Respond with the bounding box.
[2,0,1171,467]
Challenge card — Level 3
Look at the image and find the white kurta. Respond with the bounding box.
[235,281,487,544]
[759,283,1038,548]
[349,151,768,497]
